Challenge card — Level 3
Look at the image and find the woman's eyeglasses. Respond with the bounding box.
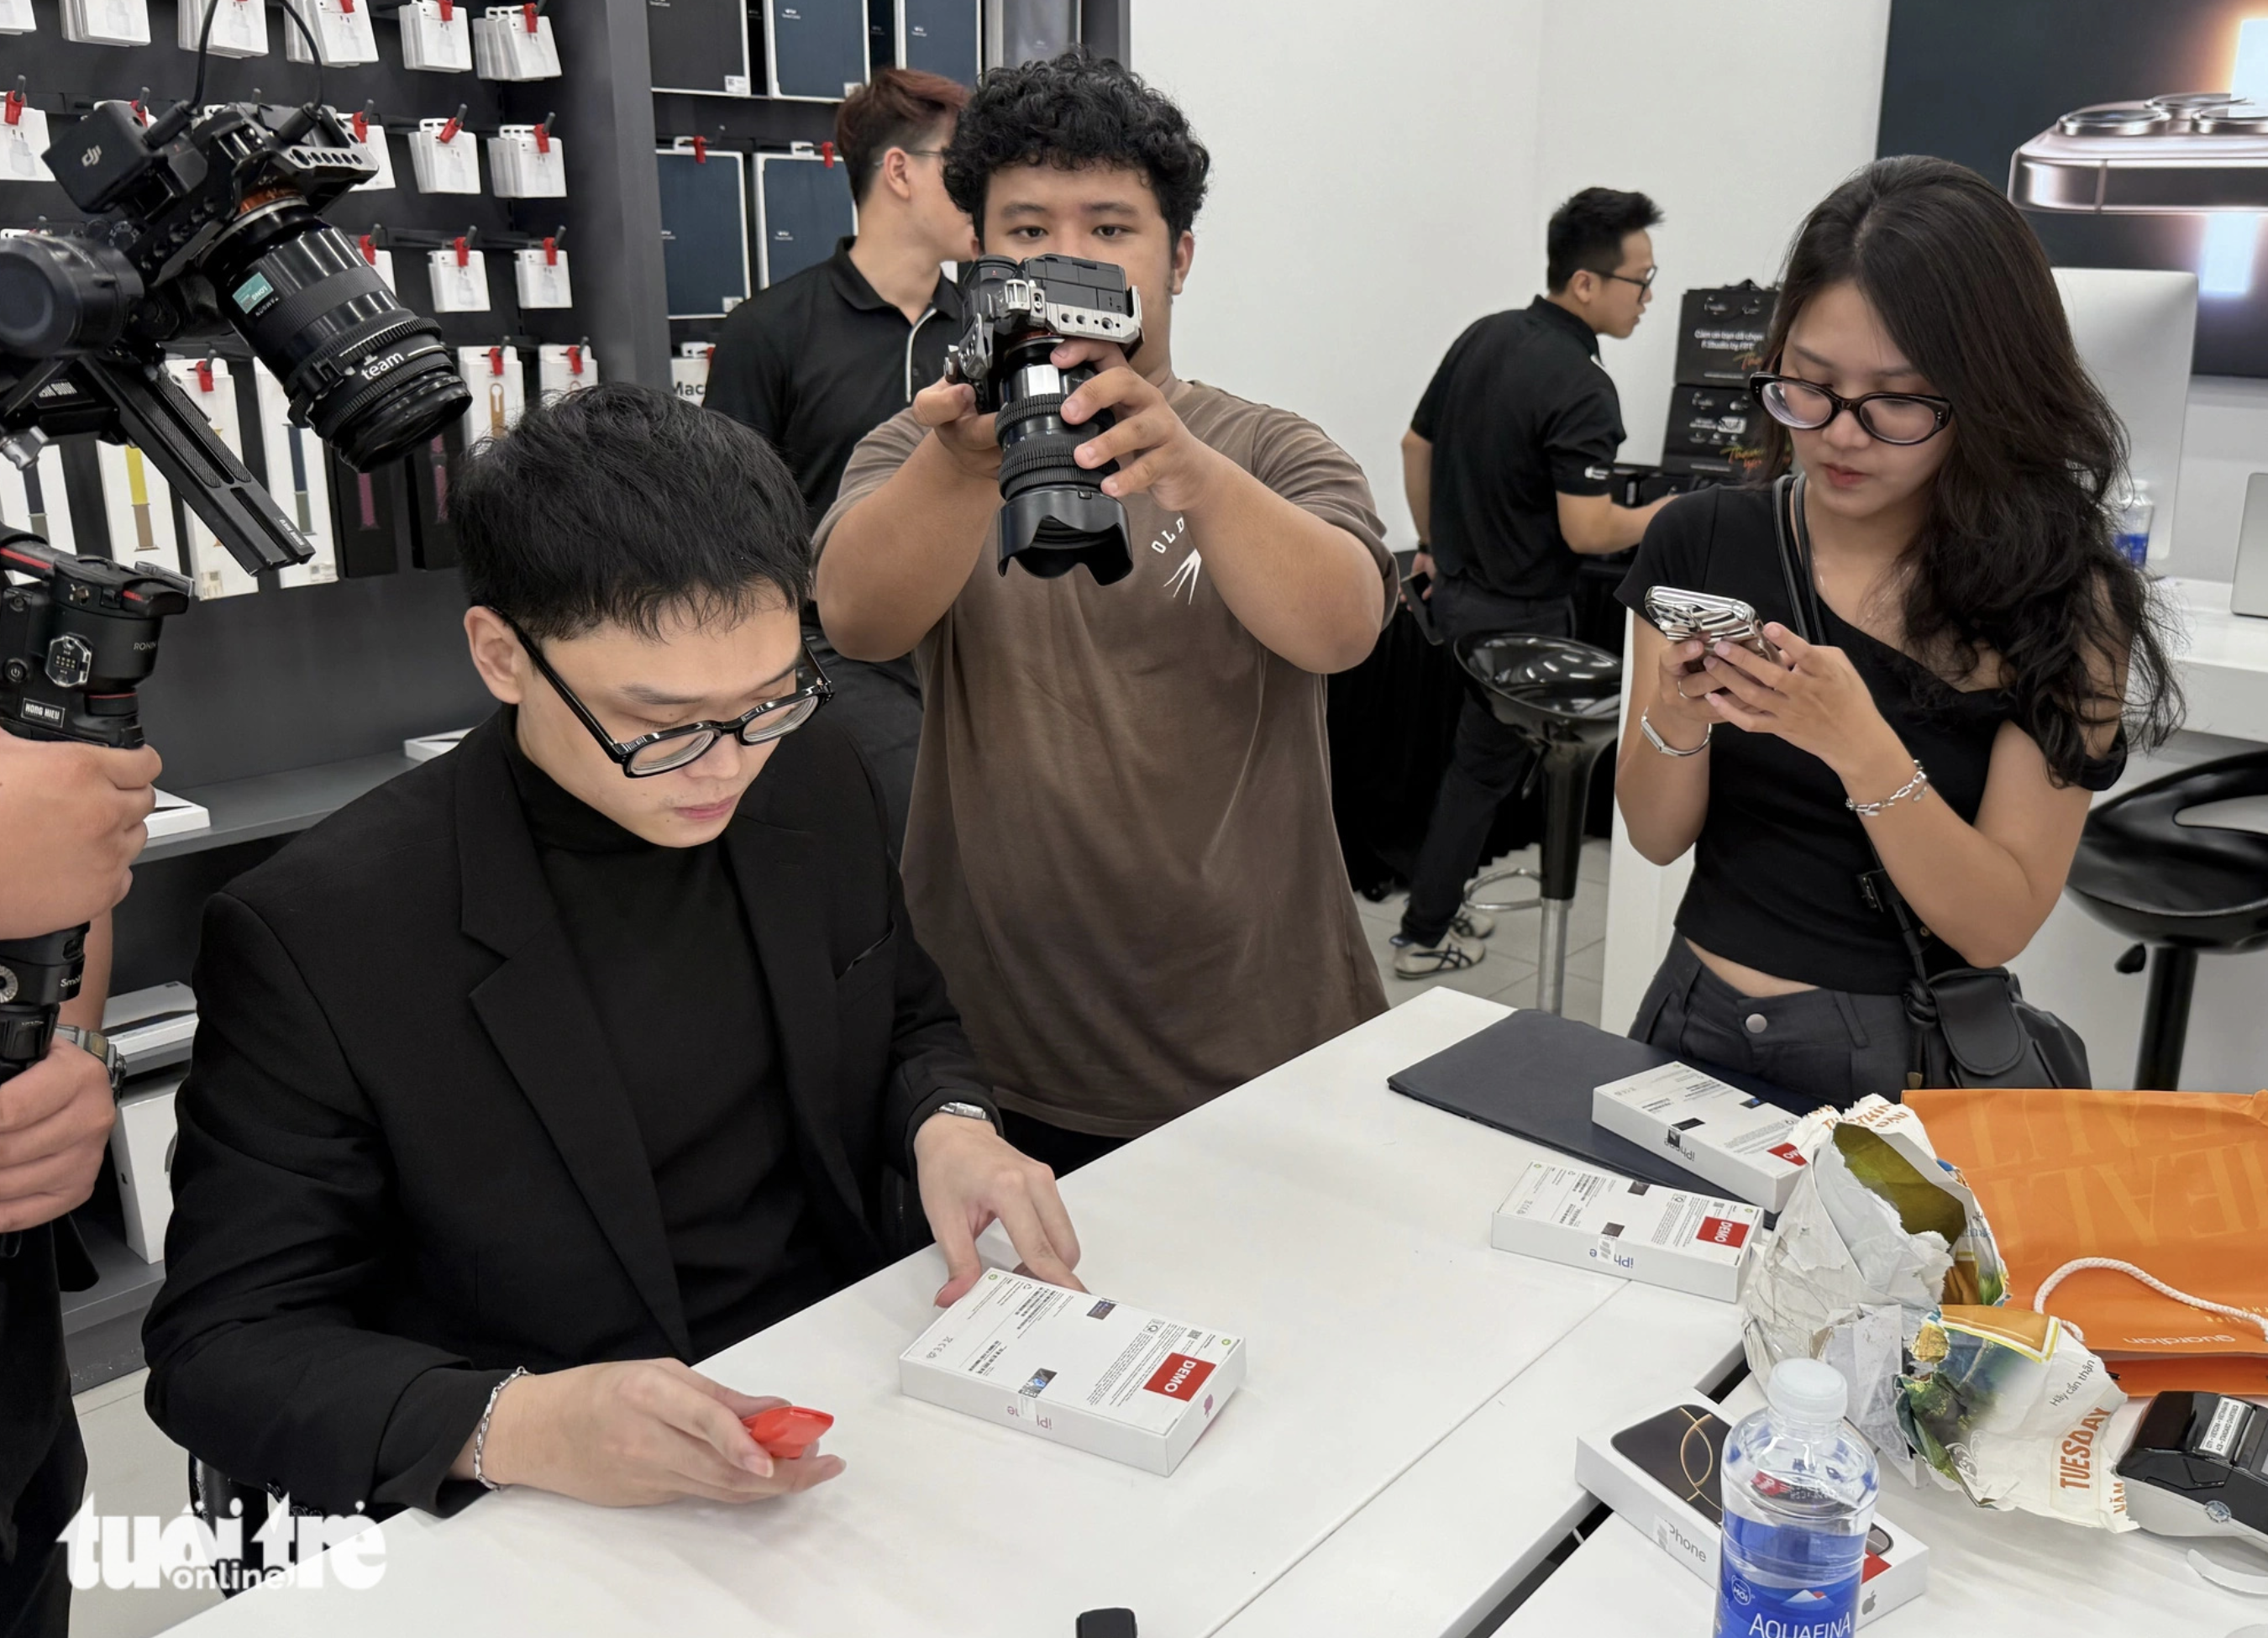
[505,617,832,777]
[1749,372,1954,447]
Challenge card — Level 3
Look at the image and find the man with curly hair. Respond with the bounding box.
[816,53,1391,1171]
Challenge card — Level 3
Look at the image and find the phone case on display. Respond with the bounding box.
[404,423,465,570]
[473,5,560,79]
[64,0,151,46]
[488,126,567,198]
[650,0,753,95]
[757,147,857,288]
[328,452,409,578]
[765,0,869,101]
[1672,283,1777,389]
[410,119,482,194]
[514,245,572,308]
[656,144,751,318]
[899,0,980,88]
[398,0,474,71]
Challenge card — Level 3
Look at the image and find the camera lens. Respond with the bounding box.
[204,195,470,470]
[990,336,1133,585]
[0,236,143,357]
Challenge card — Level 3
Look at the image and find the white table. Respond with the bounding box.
[1498,1378,2267,1638]
[174,990,1741,1638]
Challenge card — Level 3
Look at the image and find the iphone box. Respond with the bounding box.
[1492,1160,1761,1302]
[899,1271,1245,1476]
[1592,1063,1811,1211]
[1576,1395,1929,1627]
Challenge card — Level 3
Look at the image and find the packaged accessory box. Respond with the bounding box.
[1593,1063,1813,1211]
[1576,1394,1929,1629]
[1492,1160,1761,1301]
[900,1271,1245,1476]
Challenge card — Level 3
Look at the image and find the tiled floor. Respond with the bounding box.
[1355,837,1612,1027]
[61,836,1618,1637]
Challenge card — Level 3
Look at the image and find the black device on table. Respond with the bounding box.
[942,254,1145,585]
[0,37,470,1252]
[1077,1610,1137,1638]
[2118,1390,2268,1551]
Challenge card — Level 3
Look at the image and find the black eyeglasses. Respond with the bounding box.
[1748,372,1954,447]
[1597,266,1658,291]
[506,618,832,777]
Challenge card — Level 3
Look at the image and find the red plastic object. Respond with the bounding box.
[743,1406,834,1460]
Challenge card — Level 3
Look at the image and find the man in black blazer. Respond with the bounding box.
[144,385,1084,1520]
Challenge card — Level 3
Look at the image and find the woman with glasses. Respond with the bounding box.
[1612,155,2178,1100]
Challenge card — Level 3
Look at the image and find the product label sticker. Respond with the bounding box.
[1143,1353,1215,1402]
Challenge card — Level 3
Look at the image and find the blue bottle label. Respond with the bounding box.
[1714,1562,1859,1638]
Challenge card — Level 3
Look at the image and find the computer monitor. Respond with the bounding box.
[2052,267,2197,562]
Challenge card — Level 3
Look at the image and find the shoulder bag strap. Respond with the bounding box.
[1768,475,1936,985]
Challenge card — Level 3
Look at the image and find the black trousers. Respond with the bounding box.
[0,1416,82,1638]
[1630,939,1914,1108]
[1400,579,1575,946]
[805,626,922,858]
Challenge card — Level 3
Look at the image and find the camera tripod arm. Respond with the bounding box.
[74,354,317,576]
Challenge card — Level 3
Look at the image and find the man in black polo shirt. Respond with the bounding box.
[706,68,974,848]
[1392,187,1676,975]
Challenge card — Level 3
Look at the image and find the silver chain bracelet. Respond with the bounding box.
[1846,760,1930,818]
[472,1367,529,1491]
[1641,708,1712,758]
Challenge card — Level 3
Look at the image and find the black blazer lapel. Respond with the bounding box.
[723,818,873,1251]
[454,721,691,1359]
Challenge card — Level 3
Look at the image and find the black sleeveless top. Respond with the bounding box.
[1617,486,2124,994]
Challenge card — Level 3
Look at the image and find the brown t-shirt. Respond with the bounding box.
[816,377,1392,1137]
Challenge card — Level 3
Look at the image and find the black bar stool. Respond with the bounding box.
[1453,633,1622,1013]
[2063,748,2268,1089]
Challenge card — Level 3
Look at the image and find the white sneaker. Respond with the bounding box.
[1391,931,1484,979]
[1452,909,1496,940]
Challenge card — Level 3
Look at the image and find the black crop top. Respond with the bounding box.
[1617,486,2125,995]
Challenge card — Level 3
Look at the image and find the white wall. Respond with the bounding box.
[1138,0,1547,544]
[2175,376,2268,580]
[1535,2,1894,465]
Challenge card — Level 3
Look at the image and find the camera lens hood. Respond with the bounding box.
[997,487,1135,585]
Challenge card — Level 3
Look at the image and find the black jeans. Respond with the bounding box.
[805,626,922,858]
[1400,578,1576,946]
[1630,939,1913,1108]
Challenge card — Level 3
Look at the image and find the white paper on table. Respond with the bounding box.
[250,366,339,589]
[0,108,55,181]
[512,247,571,308]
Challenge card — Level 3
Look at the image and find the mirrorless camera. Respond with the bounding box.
[943,254,1144,585]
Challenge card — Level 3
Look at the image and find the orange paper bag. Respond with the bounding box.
[1905,1087,2268,1396]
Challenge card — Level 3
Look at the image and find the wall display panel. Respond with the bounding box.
[757,148,856,286]
[765,0,870,102]
[900,0,980,88]
[648,0,753,96]
[1882,0,2268,377]
[984,0,1075,68]
[658,144,753,316]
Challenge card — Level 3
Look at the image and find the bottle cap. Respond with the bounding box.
[1767,1357,1848,1425]
[743,1405,834,1460]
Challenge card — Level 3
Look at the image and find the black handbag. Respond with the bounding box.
[1769,475,2090,1090]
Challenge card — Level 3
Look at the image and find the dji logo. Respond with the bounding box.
[81,146,102,168]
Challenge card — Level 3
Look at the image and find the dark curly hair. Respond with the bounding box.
[1756,156,2179,785]
[943,51,1210,239]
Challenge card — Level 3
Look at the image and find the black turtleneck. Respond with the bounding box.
[503,723,838,1360]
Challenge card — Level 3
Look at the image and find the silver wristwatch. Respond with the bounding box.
[932,1099,999,1133]
[53,1025,125,1095]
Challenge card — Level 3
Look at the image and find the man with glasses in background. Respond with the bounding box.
[1391,187,1677,977]
[145,386,1080,1521]
[706,66,975,853]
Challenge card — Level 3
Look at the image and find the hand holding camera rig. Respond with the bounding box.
[0,41,474,1253]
